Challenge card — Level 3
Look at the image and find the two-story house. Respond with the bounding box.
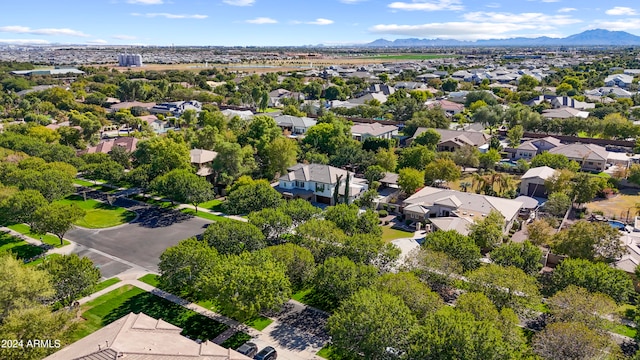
[351,123,398,142]
[275,164,368,205]
[508,136,561,160]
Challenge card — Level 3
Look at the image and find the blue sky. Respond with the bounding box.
[2,0,640,46]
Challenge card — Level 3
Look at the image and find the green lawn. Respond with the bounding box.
[181,208,231,222]
[138,274,160,287]
[317,345,342,359]
[199,199,225,212]
[607,321,637,338]
[56,195,136,228]
[73,178,94,187]
[290,288,335,313]
[24,253,62,267]
[381,226,414,242]
[131,195,178,209]
[0,231,45,260]
[7,223,69,247]
[72,285,228,342]
[221,332,252,349]
[244,316,273,331]
[90,278,122,294]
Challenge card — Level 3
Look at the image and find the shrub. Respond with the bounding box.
[378,210,389,217]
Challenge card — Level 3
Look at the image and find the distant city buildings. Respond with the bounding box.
[118,53,143,67]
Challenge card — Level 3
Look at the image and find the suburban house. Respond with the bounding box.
[586,87,635,99]
[82,137,138,155]
[221,109,254,121]
[268,89,305,107]
[426,99,465,116]
[190,149,218,177]
[410,128,490,151]
[525,95,594,110]
[402,187,523,235]
[275,163,368,205]
[274,115,317,136]
[351,122,398,141]
[137,114,167,133]
[44,312,251,360]
[508,136,561,160]
[549,143,609,172]
[605,73,634,88]
[542,107,590,119]
[150,100,202,116]
[348,92,388,105]
[520,166,558,198]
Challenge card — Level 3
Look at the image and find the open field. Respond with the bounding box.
[585,188,640,223]
[103,53,457,74]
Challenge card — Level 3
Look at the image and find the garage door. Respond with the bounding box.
[316,195,332,205]
[527,183,547,198]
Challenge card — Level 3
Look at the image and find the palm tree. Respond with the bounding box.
[471,173,484,193]
[460,181,471,192]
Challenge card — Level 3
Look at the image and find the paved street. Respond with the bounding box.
[66,190,211,272]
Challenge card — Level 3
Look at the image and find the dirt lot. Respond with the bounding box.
[586,188,640,223]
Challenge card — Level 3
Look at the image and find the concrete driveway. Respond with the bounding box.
[66,194,211,272]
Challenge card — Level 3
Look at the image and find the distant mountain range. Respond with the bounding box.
[362,29,640,47]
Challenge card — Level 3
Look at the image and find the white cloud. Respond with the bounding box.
[223,0,255,6]
[0,25,90,37]
[0,38,50,45]
[131,12,208,19]
[370,22,540,40]
[127,0,163,4]
[605,7,637,16]
[587,18,640,31]
[112,34,137,40]
[86,39,108,44]
[388,0,464,12]
[558,7,577,13]
[245,17,278,24]
[462,12,581,26]
[306,18,334,25]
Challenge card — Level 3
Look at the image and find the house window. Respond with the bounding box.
[315,183,325,192]
[587,161,593,165]
[295,181,304,188]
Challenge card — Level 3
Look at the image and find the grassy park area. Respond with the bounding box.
[7,223,68,247]
[0,231,45,260]
[57,195,136,228]
[71,285,229,342]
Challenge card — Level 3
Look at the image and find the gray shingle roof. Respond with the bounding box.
[280,164,351,184]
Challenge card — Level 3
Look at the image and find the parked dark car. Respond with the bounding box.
[236,342,258,357]
[254,346,277,360]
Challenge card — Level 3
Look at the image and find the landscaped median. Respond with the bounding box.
[7,223,69,247]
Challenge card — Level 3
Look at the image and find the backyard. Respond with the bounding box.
[71,285,229,342]
[57,195,136,228]
[381,226,414,242]
[585,188,640,223]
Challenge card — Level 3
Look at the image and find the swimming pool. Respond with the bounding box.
[608,220,626,230]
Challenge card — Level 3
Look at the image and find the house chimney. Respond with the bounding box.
[106,340,109,348]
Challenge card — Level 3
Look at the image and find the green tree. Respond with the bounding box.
[517,75,539,92]
[423,158,461,185]
[550,258,633,303]
[468,210,505,250]
[81,160,124,185]
[150,169,214,213]
[545,192,572,217]
[32,203,85,246]
[134,137,191,180]
[266,243,315,291]
[43,254,100,306]
[453,145,480,168]
[473,105,503,134]
[507,125,524,148]
[403,248,463,293]
[327,288,416,360]
[553,220,625,262]
[398,167,424,195]
[532,322,611,360]
[0,189,48,228]
[398,145,435,171]
[277,198,321,226]
[158,238,218,298]
[490,241,542,275]
[0,253,54,322]
[211,142,256,186]
[441,78,458,92]
[248,208,293,245]
[547,285,616,330]
[225,180,282,215]
[9,169,74,202]
[423,230,481,272]
[312,256,378,306]
[413,128,441,150]
[467,264,541,314]
[374,272,444,318]
[264,137,298,180]
[408,307,515,360]
[199,250,291,321]
[531,152,580,171]
[478,148,501,170]
[364,165,386,185]
[375,147,398,172]
[203,221,266,255]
